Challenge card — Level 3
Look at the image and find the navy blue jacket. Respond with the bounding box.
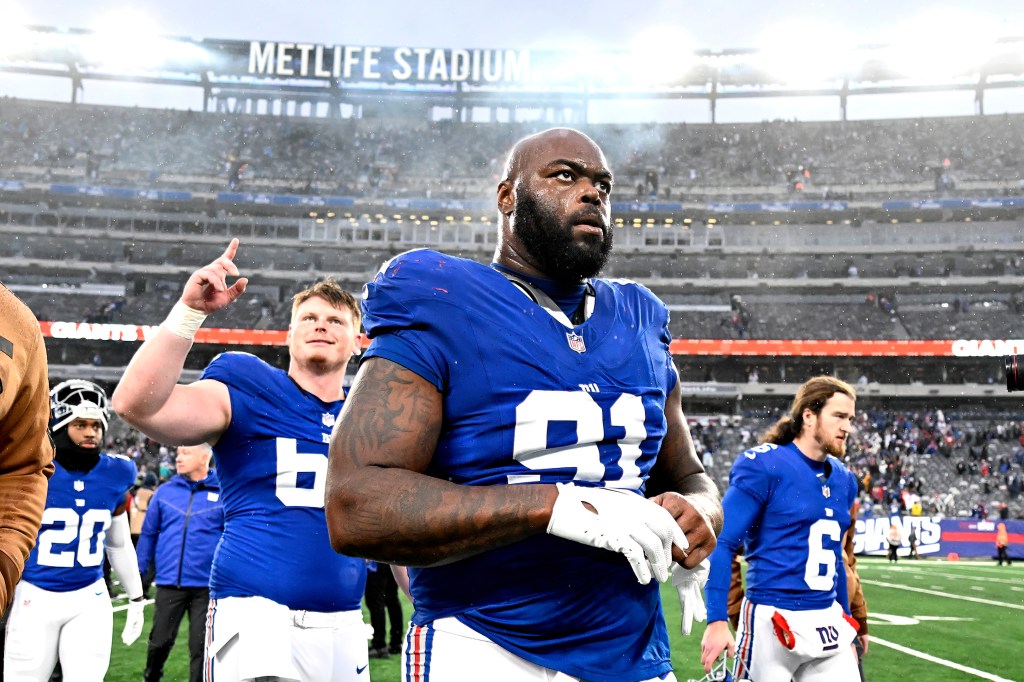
[136,471,224,588]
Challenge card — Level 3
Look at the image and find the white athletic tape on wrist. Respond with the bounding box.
[161,301,208,340]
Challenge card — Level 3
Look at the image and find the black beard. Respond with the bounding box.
[53,429,101,473]
[513,192,612,281]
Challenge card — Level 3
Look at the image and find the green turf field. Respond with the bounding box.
[104,557,1023,681]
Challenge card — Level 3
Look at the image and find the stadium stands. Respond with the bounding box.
[2,99,1023,200]
[2,98,1024,522]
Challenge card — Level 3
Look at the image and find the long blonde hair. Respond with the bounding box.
[762,376,856,445]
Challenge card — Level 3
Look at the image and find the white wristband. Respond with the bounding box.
[161,301,208,340]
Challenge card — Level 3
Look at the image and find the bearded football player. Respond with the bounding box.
[4,380,144,681]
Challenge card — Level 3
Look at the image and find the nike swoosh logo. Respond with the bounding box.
[356,664,368,674]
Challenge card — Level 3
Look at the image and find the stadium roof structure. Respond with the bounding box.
[2,26,1023,121]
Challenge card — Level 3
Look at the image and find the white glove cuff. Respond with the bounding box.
[161,301,208,340]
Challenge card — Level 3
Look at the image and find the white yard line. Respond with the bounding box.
[859,566,1023,585]
[860,579,1024,610]
[871,636,1017,682]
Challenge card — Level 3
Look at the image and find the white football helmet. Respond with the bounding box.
[50,379,109,433]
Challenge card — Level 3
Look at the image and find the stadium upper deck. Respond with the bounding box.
[1,99,1022,203]
[0,76,1021,403]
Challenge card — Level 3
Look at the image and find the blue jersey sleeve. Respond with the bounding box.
[360,251,456,390]
[835,545,851,615]
[706,484,763,622]
[362,332,444,390]
[728,443,779,504]
[111,455,138,498]
[201,352,267,392]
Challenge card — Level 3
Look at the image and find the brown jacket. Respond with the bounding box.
[130,487,155,535]
[0,287,55,611]
[842,500,869,634]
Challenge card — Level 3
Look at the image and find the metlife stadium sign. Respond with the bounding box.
[247,42,531,84]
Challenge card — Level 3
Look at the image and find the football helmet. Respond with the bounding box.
[50,379,109,433]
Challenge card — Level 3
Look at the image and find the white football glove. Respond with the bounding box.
[122,599,146,646]
[547,482,686,584]
[671,559,710,636]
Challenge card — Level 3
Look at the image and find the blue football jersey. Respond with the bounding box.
[23,455,136,592]
[201,352,366,612]
[362,250,679,682]
[709,442,858,616]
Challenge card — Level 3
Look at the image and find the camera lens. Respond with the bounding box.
[1005,355,1024,392]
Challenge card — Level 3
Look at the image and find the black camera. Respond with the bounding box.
[1006,355,1024,392]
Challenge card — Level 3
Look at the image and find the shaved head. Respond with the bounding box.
[495,128,614,282]
[501,128,607,185]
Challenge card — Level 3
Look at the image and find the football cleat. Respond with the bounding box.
[50,379,109,432]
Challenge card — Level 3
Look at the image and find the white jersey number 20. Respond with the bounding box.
[36,508,112,568]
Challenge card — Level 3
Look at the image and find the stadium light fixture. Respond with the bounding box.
[0,2,33,60]
[79,9,209,71]
[752,19,860,86]
[876,8,1002,79]
[625,26,698,86]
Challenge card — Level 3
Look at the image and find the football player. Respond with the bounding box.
[112,259,369,682]
[326,128,722,681]
[4,380,145,681]
[701,376,861,681]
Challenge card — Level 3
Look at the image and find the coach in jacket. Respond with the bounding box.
[136,443,224,682]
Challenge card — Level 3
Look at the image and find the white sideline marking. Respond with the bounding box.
[871,636,1015,682]
[860,579,1024,610]
[860,564,1023,585]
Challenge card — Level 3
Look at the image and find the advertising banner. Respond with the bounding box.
[853,516,1024,560]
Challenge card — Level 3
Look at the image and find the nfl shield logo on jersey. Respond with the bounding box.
[73,480,85,491]
[566,331,586,354]
[322,412,336,427]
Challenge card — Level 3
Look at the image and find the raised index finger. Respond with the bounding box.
[223,238,240,261]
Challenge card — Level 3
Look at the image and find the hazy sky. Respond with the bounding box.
[15,0,1024,51]
[7,1,1024,122]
